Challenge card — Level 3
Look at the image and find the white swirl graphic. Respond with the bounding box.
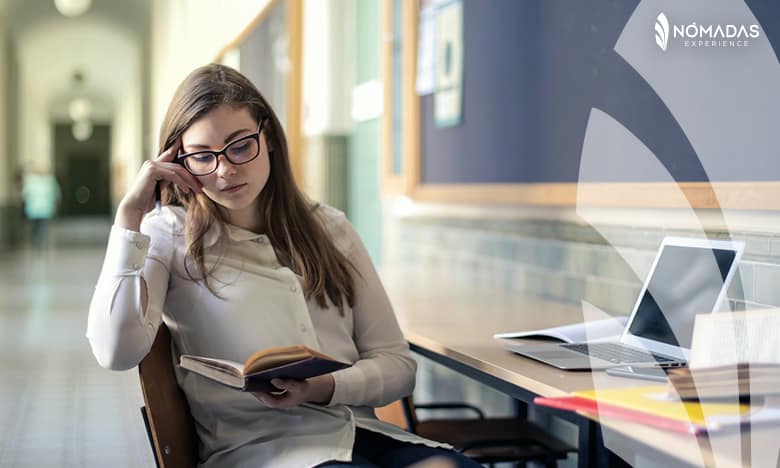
[655,12,669,51]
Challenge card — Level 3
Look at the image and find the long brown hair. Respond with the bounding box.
[158,64,355,312]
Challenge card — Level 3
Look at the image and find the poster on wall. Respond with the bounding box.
[416,1,437,95]
[433,0,463,127]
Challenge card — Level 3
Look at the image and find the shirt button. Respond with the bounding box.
[135,240,145,249]
[290,285,297,293]
[299,324,307,332]
[133,263,141,270]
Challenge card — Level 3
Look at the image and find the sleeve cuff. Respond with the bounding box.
[327,365,365,406]
[104,225,151,276]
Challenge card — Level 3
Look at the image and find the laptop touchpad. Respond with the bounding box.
[528,350,583,359]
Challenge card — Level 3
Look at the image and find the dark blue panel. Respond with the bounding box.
[420,0,778,184]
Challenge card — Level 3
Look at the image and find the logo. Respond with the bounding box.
[654,12,760,51]
[655,13,669,51]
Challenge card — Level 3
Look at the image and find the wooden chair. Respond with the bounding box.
[377,396,575,467]
[138,324,199,468]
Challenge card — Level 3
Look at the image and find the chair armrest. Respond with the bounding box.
[414,402,485,419]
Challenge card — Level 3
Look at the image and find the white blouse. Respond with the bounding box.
[86,204,445,468]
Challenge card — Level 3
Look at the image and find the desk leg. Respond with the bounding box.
[577,418,597,468]
[581,422,632,468]
[513,399,528,419]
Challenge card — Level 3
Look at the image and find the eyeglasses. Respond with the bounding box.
[177,114,269,176]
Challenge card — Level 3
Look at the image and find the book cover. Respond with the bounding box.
[242,357,350,392]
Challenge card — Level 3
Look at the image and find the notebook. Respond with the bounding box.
[534,385,771,435]
[504,237,744,370]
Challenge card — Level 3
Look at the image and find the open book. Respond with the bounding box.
[179,345,351,393]
[494,315,628,344]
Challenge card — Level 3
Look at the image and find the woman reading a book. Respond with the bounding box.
[86,64,481,468]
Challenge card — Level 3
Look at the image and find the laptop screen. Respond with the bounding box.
[627,245,737,349]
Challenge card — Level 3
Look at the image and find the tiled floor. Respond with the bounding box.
[0,222,155,467]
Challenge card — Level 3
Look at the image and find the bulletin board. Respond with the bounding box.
[384,0,780,209]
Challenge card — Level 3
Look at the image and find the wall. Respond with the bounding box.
[388,205,780,313]
[347,0,382,263]
[0,23,7,206]
[302,0,353,137]
[0,24,22,249]
[301,0,353,213]
[148,0,272,154]
[110,79,142,205]
[0,23,14,249]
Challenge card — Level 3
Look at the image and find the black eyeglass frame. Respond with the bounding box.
[176,112,270,176]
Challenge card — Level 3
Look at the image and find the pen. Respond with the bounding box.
[154,181,161,213]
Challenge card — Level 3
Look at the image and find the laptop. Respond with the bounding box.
[506,237,744,370]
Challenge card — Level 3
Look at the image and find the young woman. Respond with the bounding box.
[87,64,481,468]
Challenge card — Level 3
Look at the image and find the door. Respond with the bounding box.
[53,123,111,217]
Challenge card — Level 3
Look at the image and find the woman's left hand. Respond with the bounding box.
[252,374,335,409]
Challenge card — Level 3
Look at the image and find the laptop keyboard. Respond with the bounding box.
[561,342,675,364]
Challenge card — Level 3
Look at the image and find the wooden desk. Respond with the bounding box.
[381,270,778,468]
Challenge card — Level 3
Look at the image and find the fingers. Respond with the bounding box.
[156,164,202,194]
[155,138,182,163]
[252,379,307,409]
[142,159,201,194]
[252,391,294,408]
[271,378,299,392]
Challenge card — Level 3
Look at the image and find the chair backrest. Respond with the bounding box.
[138,324,199,468]
[374,400,409,430]
[374,396,419,432]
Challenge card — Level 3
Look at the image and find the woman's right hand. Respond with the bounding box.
[115,141,203,231]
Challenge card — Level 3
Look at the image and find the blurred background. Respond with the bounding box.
[1,0,778,466]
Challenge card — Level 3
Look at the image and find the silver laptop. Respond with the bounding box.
[507,237,744,370]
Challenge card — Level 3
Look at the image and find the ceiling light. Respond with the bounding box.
[72,120,93,141]
[68,97,91,121]
[54,0,92,18]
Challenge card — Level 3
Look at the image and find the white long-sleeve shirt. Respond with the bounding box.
[86,204,445,468]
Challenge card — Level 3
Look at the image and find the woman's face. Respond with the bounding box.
[180,104,271,230]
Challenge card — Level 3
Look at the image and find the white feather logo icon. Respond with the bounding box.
[655,13,669,51]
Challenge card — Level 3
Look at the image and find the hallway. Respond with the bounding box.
[0,222,155,467]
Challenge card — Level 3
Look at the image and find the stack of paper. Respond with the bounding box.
[689,308,780,368]
[667,363,780,400]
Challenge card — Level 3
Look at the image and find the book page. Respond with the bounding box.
[180,355,244,377]
[494,315,628,343]
[689,309,780,368]
[244,345,343,375]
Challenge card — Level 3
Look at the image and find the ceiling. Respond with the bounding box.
[2,0,150,36]
[2,0,151,120]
